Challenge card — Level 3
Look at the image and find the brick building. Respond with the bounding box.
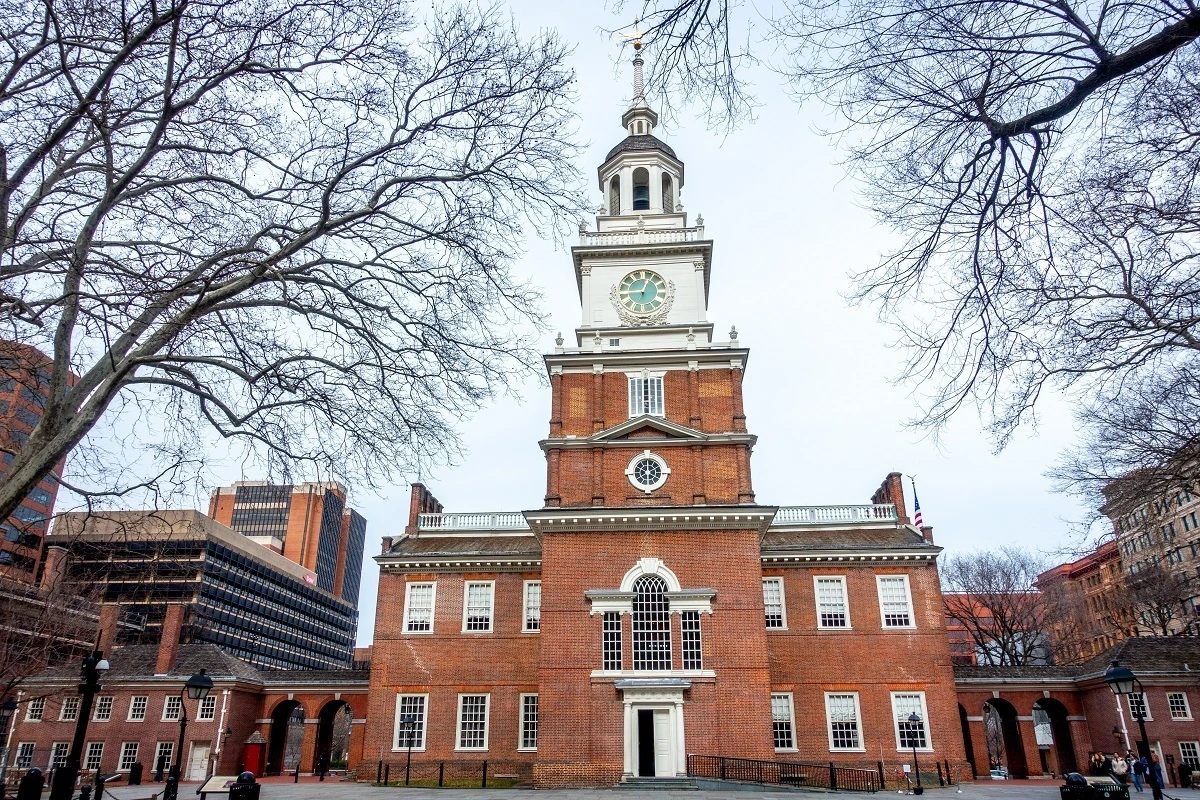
[362,50,966,788]
[1035,542,1127,661]
[208,481,366,605]
[0,341,68,581]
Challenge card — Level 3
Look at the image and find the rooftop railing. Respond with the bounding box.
[578,224,705,247]
[414,504,898,532]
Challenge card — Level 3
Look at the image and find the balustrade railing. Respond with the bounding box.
[416,512,529,531]
[578,225,705,246]
[687,754,879,792]
[772,504,897,525]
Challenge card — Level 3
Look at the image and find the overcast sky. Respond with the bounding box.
[314,2,1096,646]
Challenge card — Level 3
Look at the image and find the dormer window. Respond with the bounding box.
[632,167,650,211]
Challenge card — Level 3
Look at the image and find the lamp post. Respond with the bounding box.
[48,650,109,800]
[908,712,924,795]
[0,696,17,796]
[1105,660,1162,800]
[163,670,213,800]
[399,714,417,786]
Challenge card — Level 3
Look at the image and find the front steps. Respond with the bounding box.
[617,776,700,790]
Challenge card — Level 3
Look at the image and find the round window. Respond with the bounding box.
[625,450,670,493]
[632,458,662,487]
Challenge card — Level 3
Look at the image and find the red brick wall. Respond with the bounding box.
[765,562,967,774]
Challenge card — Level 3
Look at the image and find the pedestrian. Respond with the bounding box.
[1112,753,1129,784]
[1132,755,1145,792]
[1091,752,1106,776]
[1151,754,1165,800]
[154,754,166,783]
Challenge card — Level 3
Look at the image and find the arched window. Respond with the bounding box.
[632,574,671,670]
[661,174,674,213]
[609,175,621,215]
[632,167,650,211]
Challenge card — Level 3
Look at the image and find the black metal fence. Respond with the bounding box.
[687,754,879,792]
[371,759,531,788]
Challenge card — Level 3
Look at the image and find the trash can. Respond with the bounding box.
[129,761,144,786]
[229,771,261,800]
[1061,773,1131,800]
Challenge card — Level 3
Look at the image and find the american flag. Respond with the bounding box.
[912,482,924,528]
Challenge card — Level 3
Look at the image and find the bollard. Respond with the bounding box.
[383,764,389,786]
[438,762,444,788]
[938,762,945,786]
[878,761,886,790]
[482,760,487,788]
[945,760,953,785]
[829,762,837,792]
[376,761,382,785]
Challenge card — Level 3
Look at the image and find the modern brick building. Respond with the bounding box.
[1035,541,1127,661]
[49,510,359,670]
[362,51,967,788]
[208,481,366,605]
[0,341,68,581]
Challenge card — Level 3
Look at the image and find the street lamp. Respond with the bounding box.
[1105,660,1162,800]
[163,670,213,800]
[48,650,109,800]
[907,712,924,795]
[399,714,417,786]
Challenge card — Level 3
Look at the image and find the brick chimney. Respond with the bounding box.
[380,536,393,554]
[97,604,121,655]
[39,544,69,590]
[871,472,910,525]
[154,603,187,675]
[404,483,443,537]
[920,525,934,544]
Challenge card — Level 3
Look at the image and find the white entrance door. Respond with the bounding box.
[187,742,211,781]
[653,710,672,777]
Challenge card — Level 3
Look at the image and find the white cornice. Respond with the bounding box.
[761,550,941,564]
[571,240,712,300]
[544,346,749,374]
[377,557,541,573]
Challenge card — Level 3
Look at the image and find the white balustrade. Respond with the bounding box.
[578,225,705,246]
[416,512,529,531]
[771,505,898,526]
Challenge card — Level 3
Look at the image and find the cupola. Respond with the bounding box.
[598,41,684,218]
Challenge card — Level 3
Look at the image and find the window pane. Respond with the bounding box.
[763,579,784,628]
[1181,742,1200,768]
[1169,693,1191,719]
[1128,692,1149,719]
[893,693,928,748]
[85,742,104,771]
[632,575,672,670]
[120,743,140,771]
[395,695,426,749]
[772,694,794,749]
[602,612,623,670]
[816,578,848,628]
[879,577,913,627]
[828,694,861,749]
[405,584,434,632]
[629,377,664,417]
[94,696,113,721]
[521,695,539,750]
[682,611,702,670]
[525,582,541,631]
[458,695,488,749]
[465,583,493,631]
[130,696,148,720]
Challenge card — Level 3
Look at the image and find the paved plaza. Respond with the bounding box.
[92,778,1200,800]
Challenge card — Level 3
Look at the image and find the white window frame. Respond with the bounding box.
[14,742,34,769]
[877,575,916,629]
[49,742,69,769]
[154,741,175,770]
[25,697,43,722]
[890,691,933,752]
[825,692,865,752]
[518,693,539,752]
[814,575,851,629]
[1128,692,1152,721]
[128,695,148,722]
[625,450,670,493]
[162,695,182,722]
[462,581,495,633]
[772,692,797,752]
[118,742,140,772]
[1168,692,1192,720]
[392,694,428,752]
[85,741,105,772]
[455,693,491,752]
[59,696,79,722]
[763,577,787,630]
[1180,741,1200,768]
[627,374,665,418]
[92,696,113,722]
[522,580,541,633]
[197,695,217,721]
[402,581,437,634]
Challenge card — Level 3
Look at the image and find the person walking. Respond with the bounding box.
[1132,754,1145,792]
[1151,753,1165,800]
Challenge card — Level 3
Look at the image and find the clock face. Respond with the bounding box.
[618,270,667,314]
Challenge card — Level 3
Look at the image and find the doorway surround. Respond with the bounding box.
[615,677,689,779]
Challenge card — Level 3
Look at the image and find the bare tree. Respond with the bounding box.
[0,0,584,520]
[0,575,98,699]
[623,1,1200,510]
[942,547,1076,666]
[1106,562,1195,637]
